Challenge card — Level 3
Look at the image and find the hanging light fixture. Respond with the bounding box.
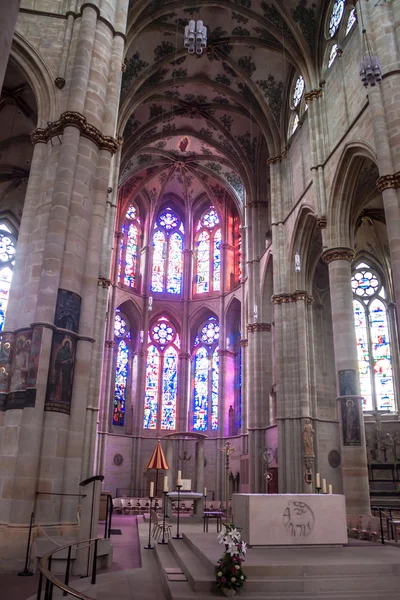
[358,18,382,88]
[184,20,207,55]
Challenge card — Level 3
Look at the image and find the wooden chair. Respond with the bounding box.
[112,498,122,514]
[367,516,381,542]
[120,498,131,514]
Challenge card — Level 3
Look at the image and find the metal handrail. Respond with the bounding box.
[38,537,100,600]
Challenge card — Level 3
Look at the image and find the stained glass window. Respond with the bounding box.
[293,76,304,108]
[291,114,300,135]
[346,8,356,35]
[195,208,221,295]
[328,43,338,68]
[118,204,140,289]
[352,262,395,412]
[151,209,183,294]
[113,337,129,426]
[193,317,220,431]
[329,0,344,37]
[0,224,16,331]
[144,316,179,430]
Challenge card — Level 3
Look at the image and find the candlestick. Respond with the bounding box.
[322,479,327,494]
[328,484,333,495]
[144,495,154,550]
[316,472,320,489]
[159,490,169,545]
[163,476,168,492]
[173,484,183,539]
[177,470,182,486]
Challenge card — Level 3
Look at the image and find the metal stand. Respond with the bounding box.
[144,496,154,549]
[173,485,182,539]
[315,486,321,494]
[159,491,169,545]
[18,512,34,576]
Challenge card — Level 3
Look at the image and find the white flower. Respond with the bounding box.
[235,565,240,570]
[240,541,247,555]
[217,571,223,577]
[240,576,244,580]
[231,577,236,582]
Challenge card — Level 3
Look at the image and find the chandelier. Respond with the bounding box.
[184,20,207,55]
[359,53,382,87]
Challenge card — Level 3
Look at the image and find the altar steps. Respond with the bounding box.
[154,533,400,600]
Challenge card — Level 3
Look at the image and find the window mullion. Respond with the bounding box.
[366,304,378,411]
[157,349,164,432]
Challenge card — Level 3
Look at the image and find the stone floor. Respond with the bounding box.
[3,515,400,599]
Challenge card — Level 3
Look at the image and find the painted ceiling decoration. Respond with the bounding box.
[120,0,327,212]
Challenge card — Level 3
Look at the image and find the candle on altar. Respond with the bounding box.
[204,487,207,496]
[177,470,182,486]
[163,476,168,492]
[322,479,327,494]
[316,472,320,488]
[328,484,333,495]
[149,482,154,497]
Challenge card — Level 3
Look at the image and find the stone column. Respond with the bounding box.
[0,0,129,571]
[0,0,20,93]
[322,248,370,514]
[194,439,204,515]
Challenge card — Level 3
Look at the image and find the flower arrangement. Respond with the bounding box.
[215,523,247,595]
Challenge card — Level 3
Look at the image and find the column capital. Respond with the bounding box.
[239,338,248,347]
[266,143,291,165]
[31,111,120,154]
[376,171,400,192]
[247,322,272,333]
[105,340,116,348]
[98,276,112,288]
[304,89,323,103]
[272,291,314,304]
[321,247,355,264]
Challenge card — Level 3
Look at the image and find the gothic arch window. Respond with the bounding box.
[151,209,184,295]
[288,75,304,139]
[0,222,17,331]
[118,204,140,289]
[328,0,345,38]
[192,316,220,431]
[113,310,132,426]
[143,316,180,430]
[345,8,356,35]
[352,260,395,412]
[194,208,221,294]
[328,43,339,68]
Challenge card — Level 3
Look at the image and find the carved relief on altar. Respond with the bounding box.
[283,501,315,538]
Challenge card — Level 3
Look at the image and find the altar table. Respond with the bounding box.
[232,493,347,546]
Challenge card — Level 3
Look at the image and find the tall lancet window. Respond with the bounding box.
[195,208,221,294]
[151,209,184,294]
[352,261,395,412]
[113,310,131,426]
[0,223,16,331]
[143,316,180,430]
[118,204,140,289]
[192,316,220,431]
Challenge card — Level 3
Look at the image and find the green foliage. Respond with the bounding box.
[216,73,231,87]
[291,0,317,47]
[232,11,249,24]
[220,114,233,131]
[154,41,176,62]
[232,27,250,37]
[233,0,251,7]
[172,68,188,79]
[122,52,149,94]
[257,75,283,124]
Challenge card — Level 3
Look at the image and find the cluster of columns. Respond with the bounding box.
[0,0,129,569]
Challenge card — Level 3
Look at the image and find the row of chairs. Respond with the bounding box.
[347,515,381,541]
[112,496,228,515]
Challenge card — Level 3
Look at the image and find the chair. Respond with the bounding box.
[367,516,381,542]
[120,498,131,514]
[357,515,369,540]
[346,514,359,538]
[112,498,122,514]
[150,509,172,541]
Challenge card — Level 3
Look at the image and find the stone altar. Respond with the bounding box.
[232,493,347,546]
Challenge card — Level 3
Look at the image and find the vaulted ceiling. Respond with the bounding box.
[119,0,328,212]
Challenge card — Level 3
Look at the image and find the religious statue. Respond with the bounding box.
[384,433,395,464]
[393,433,400,463]
[342,398,361,445]
[10,336,29,391]
[303,418,315,457]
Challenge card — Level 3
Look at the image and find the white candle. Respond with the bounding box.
[204,487,207,497]
[328,484,333,495]
[163,476,168,492]
[316,473,320,489]
[177,470,182,486]
[149,482,154,497]
[322,478,327,494]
